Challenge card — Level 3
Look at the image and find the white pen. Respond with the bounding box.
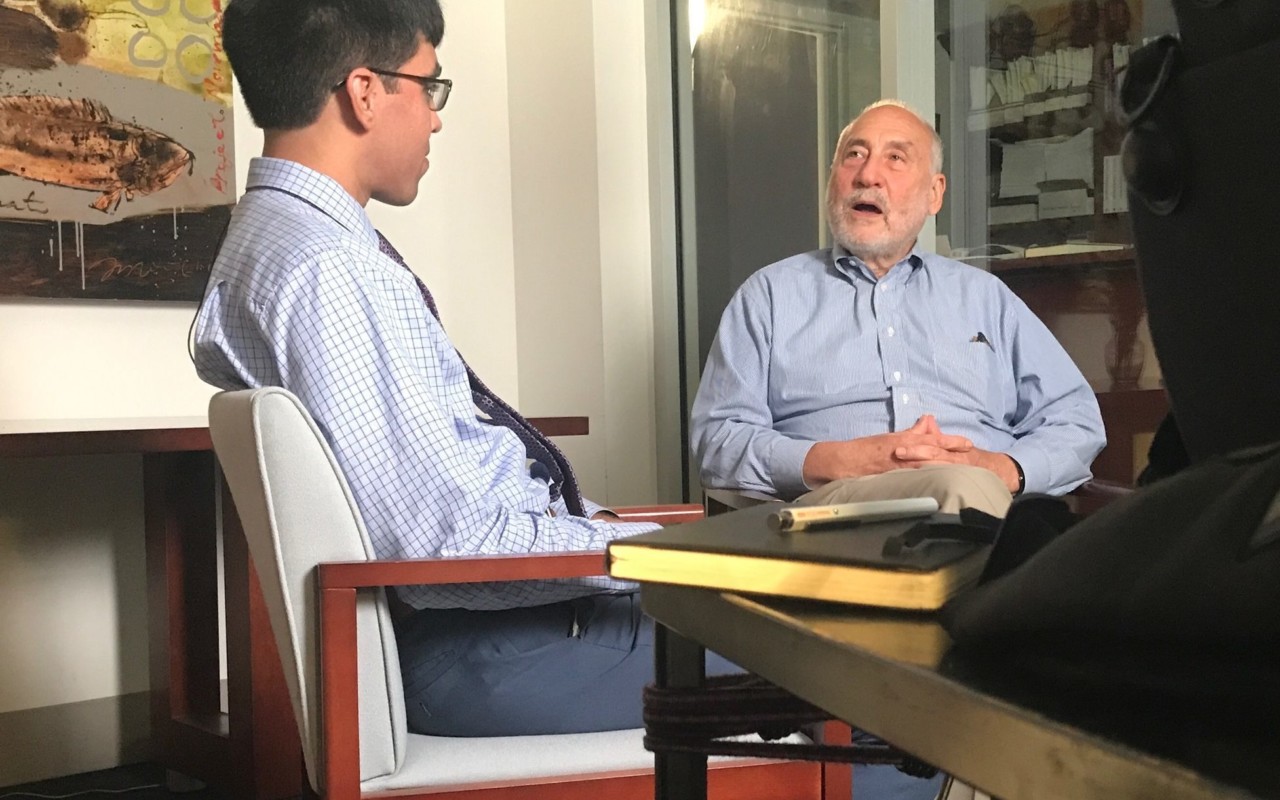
[767,497,940,533]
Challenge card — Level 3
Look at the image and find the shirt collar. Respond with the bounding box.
[832,242,927,284]
[245,157,378,245]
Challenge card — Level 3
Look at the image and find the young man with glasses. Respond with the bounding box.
[193,0,735,737]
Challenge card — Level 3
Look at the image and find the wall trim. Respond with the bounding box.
[0,692,151,787]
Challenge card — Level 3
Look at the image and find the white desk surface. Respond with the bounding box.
[0,416,208,435]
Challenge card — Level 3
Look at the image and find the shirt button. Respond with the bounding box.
[878,284,887,292]
[902,394,910,404]
[893,371,902,381]
[887,326,895,337]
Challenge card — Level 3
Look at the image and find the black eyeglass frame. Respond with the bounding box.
[332,68,452,111]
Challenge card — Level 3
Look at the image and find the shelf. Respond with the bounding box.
[986,246,1136,274]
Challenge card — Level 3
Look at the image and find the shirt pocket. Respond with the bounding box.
[769,321,886,418]
[928,328,1005,416]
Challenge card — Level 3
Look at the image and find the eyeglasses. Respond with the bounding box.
[333,68,452,111]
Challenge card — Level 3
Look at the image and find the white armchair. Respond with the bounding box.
[209,387,838,800]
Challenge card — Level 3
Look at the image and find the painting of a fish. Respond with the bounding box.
[0,5,59,70]
[0,95,194,212]
[0,0,232,301]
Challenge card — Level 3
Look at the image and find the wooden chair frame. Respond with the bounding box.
[309,504,851,800]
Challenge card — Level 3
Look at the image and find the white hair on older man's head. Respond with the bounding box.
[831,99,944,174]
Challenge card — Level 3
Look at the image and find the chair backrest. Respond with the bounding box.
[209,388,407,790]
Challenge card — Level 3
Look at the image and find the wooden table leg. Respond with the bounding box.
[223,479,305,800]
[145,452,302,800]
[654,623,708,800]
[145,451,229,778]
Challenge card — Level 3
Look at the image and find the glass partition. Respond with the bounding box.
[934,0,1178,483]
[686,0,881,366]
[934,0,1178,261]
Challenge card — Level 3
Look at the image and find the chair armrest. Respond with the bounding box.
[704,488,779,508]
[318,505,705,590]
[704,488,780,516]
[1066,479,1133,517]
[614,504,705,525]
[318,551,606,590]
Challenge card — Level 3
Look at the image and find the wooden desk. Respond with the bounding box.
[0,417,302,799]
[0,414,589,799]
[643,584,1279,800]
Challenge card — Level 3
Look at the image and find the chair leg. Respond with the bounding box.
[300,754,321,800]
[819,721,853,800]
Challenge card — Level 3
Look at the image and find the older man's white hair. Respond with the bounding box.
[831,99,944,174]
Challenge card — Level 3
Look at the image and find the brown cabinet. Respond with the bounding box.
[993,249,1166,485]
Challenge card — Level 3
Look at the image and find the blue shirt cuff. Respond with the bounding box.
[580,497,608,519]
[769,437,818,499]
[1006,441,1082,496]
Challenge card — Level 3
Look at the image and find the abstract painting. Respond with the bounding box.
[0,0,233,301]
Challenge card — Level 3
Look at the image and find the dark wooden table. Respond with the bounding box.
[1,414,589,800]
[643,584,1279,800]
[0,417,303,799]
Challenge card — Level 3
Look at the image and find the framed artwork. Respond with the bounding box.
[0,0,233,301]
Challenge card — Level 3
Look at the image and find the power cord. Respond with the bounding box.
[0,784,162,799]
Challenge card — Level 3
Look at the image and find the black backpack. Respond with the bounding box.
[942,442,1280,732]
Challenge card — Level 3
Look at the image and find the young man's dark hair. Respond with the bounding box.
[223,0,444,129]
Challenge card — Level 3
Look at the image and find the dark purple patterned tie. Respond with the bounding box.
[376,231,587,517]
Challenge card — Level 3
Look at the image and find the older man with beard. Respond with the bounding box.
[691,100,1105,518]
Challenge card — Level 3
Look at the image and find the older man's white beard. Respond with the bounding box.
[827,196,928,263]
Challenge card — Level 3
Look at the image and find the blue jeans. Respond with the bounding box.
[854,764,943,800]
[394,592,739,736]
[398,592,943,800]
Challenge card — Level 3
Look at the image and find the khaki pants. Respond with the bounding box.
[798,465,1008,800]
[797,464,1013,518]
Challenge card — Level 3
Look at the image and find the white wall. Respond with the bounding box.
[0,0,665,775]
[502,0,662,504]
[376,0,522,401]
[505,0,609,499]
[594,0,662,505]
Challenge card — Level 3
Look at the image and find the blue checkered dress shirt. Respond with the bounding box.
[193,157,653,610]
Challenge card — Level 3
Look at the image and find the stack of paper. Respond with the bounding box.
[967,46,1095,130]
[998,129,1094,216]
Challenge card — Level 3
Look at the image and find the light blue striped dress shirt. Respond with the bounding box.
[691,246,1106,498]
[193,158,652,610]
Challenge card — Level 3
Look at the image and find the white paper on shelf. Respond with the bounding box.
[999,140,1048,198]
[1045,128,1094,188]
[1036,52,1056,90]
[1056,49,1073,90]
[1008,62,1026,103]
[1103,154,1130,214]
[1072,47,1093,87]
[1039,188,1094,219]
[988,69,1008,106]
[1113,43,1131,71]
